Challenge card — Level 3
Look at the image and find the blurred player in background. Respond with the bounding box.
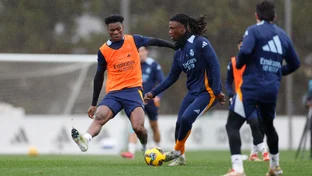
[225,39,269,162]
[144,13,226,166]
[224,1,300,176]
[71,14,175,154]
[121,46,164,159]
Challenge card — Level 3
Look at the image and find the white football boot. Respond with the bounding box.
[164,150,181,162]
[71,128,88,152]
[168,155,186,166]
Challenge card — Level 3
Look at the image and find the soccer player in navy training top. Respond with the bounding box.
[225,39,269,162]
[71,14,174,154]
[223,1,300,176]
[121,46,164,159]
[144,13,226,166]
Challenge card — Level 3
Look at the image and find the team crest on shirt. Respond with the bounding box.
[190,49,194,57]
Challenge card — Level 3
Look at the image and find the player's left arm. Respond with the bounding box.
[281,38,300,76]
[133,34,175,50]
[197,38,222,96]
[236,27,256,69]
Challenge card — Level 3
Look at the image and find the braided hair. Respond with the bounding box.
[170,13,208,35]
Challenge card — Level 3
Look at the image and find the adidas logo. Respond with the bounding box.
[194,109,200,114]
[262,35,283,54]
[202,41,208,48]
[10,128,28,144]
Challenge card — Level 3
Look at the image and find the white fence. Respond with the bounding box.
[0,109,309,155]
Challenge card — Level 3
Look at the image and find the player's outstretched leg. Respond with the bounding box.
[130,107,148,153]
[224,110,246,176]
[164,114,194,162]
[168,120,187,166]
[71,105,114,152]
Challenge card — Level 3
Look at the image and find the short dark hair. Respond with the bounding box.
[170,13,208,36]
[256,0,275,21]
[105,14,124,25]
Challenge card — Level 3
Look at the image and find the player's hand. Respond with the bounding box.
[216,92,226,105]
[153,96,161,107]
[144,92,154,105]
[87,106,97,119]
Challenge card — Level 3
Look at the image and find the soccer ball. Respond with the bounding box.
[144,147,165,166]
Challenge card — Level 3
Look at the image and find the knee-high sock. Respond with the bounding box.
[175,130,191,153]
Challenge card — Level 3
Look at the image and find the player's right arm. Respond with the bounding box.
[88,50,107,118]
[236,27,256,69]
[225,61,234,99]
[145,54,181,101]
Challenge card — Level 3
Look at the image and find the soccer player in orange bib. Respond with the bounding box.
[71,14,174,153]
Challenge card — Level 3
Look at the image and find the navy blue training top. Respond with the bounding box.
[236,21,300,102]
[151,35,221,97]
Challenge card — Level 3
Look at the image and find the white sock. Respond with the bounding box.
[128,143,136,154]
[270,153,280,169]
[257,142,267,154]
[141,144,147,152]
[155,142,160,147]
[84,133,92,144]
[181,153,186,158]
[173,149,181,156]
[231,155,244,173]
[250,145,258,155]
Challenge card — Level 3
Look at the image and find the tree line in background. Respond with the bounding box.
[1,0,311,115]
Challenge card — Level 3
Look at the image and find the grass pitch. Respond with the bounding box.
[0,150,311,176]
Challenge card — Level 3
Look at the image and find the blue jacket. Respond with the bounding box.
[236,21,300,102]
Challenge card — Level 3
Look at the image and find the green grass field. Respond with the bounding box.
[0,151,311,176]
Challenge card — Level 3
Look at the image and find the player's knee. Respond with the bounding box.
[180,116,193,127]
[94,111,110,125]
[225,122,232,133]
[226,121,239,134]
[132,123,145,134]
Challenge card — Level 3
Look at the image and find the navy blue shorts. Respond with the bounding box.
[177,91,217,124]
[98,87,144,118]
[144,100,158,121]
[230,93,276,120]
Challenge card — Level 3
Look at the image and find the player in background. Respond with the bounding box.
[144,13,226,166]
[71,14,175,154]
[223,1,300,176]
[225,39,269,162]
[121,46,164,159]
